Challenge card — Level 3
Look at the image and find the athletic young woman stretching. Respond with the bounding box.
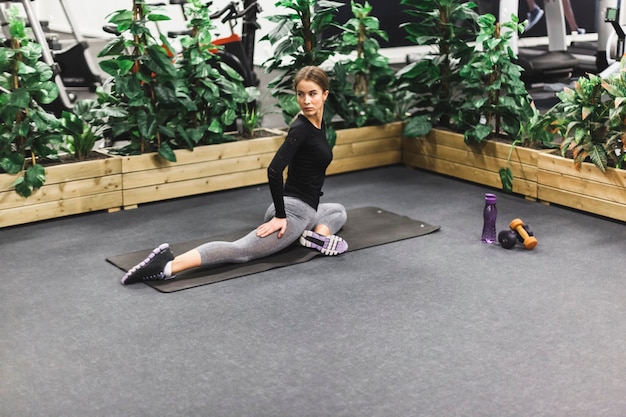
[121,66,348,285]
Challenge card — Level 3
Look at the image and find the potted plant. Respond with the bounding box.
[327,0,403,129]
[455,13,534,144]
[531,68,626,222]
[398,0,478,138]
[401,10,544,198]
[0,6,62,197]
[96,0,254,159]
[88,0,283,209]
[0,7,123,228]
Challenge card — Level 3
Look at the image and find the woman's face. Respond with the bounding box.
[296,79,328,119]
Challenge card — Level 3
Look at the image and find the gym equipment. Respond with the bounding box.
[498,223,534,249]
[0,0,75,115]
[166,0,260,88]
[509,218,538,250]
[598,0,626,77]
[597,0,623,72]
[48,0,103,90]
[498,229,518,249]
[0,0,103,115]
[107,207,441,292]
[499,0,579,83]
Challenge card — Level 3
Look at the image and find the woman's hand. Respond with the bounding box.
[256,217,287,238]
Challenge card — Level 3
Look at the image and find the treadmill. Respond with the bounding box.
[500,0,579,83]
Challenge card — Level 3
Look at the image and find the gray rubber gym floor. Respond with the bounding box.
[2,164,626,417]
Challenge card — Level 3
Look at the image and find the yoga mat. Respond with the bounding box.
[107,207,440,292]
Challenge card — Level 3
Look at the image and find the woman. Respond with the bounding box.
[121,66,348,285]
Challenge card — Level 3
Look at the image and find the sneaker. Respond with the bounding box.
[299,230,348,256]
[572,28,585,35]
[524,7,544,32]
[120,243,174,285]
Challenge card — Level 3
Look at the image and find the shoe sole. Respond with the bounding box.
[299,231,348,256]
[120,243,171,285]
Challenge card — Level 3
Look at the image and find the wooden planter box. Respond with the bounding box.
[537,152,626,222]
[0,155,123,228]
[402,128,539,199]
[328,122,403,175]
[119,131,286,209]
[0,122,405,225]
[120,123,404,209]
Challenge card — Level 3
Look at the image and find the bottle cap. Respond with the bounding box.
[485,193,497,204]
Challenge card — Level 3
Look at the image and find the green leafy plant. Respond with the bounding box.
[58,100,102,161]
[328,0,398,128]
[173,0,252,145]
[399,0,478,137]
[239,88,281,139]
[97,0,180,161]
[261,0,343,125]
[551,74,611,172]
[498,103,559,192]
[599,63,626,169]
[456,13,534,144]
[0,7,63,197]
[97,0,252,159]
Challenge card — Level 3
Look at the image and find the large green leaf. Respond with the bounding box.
[9,88,31,108]
[157,142,176,162]
[97,37,127,58]
[499,167,514,193]
[146,46,178,78]
[13,177,32,198]
[403,115,432,137]
[0,153,25,174]
[32,81,59,105]
[137,110,157,139]
[25,163,46,189]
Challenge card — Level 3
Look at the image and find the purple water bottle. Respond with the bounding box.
[481,193,497,243]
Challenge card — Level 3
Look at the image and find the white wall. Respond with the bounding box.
[35,0,418,65]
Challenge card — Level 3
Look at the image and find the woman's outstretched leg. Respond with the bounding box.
[121,198,316,284]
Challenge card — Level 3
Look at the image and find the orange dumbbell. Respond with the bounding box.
[509,218,538,250]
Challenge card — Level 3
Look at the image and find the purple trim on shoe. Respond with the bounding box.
[299,230,348,256]
[120,243,174,285]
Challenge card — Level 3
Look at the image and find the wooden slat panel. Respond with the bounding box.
[336,122,404,144]
[538,152,626,187]
[0,157,122,190]
[328,151,402,175]
[117,135,285,173]
[43,157,122,184]
[538,170,626,204]
[122,169,269,207]
[403,144,537,183]
[537,185,626,222]
[0,175,122,210]
[403,151,537,197]
[537,152,626,221]
[404,132,539,166]
[0,191,123,228]
[122,153,275,189]
[332,137,402,159]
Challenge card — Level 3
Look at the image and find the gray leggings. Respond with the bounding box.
[195,197,347,267]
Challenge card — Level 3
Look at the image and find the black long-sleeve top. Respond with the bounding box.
[267,114,332,218]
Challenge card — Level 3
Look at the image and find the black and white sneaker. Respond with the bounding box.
[524,7,544,32]
[299,230,348,256]
[120,243,174,285]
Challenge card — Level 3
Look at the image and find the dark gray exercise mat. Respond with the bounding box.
[106,207,440,292]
